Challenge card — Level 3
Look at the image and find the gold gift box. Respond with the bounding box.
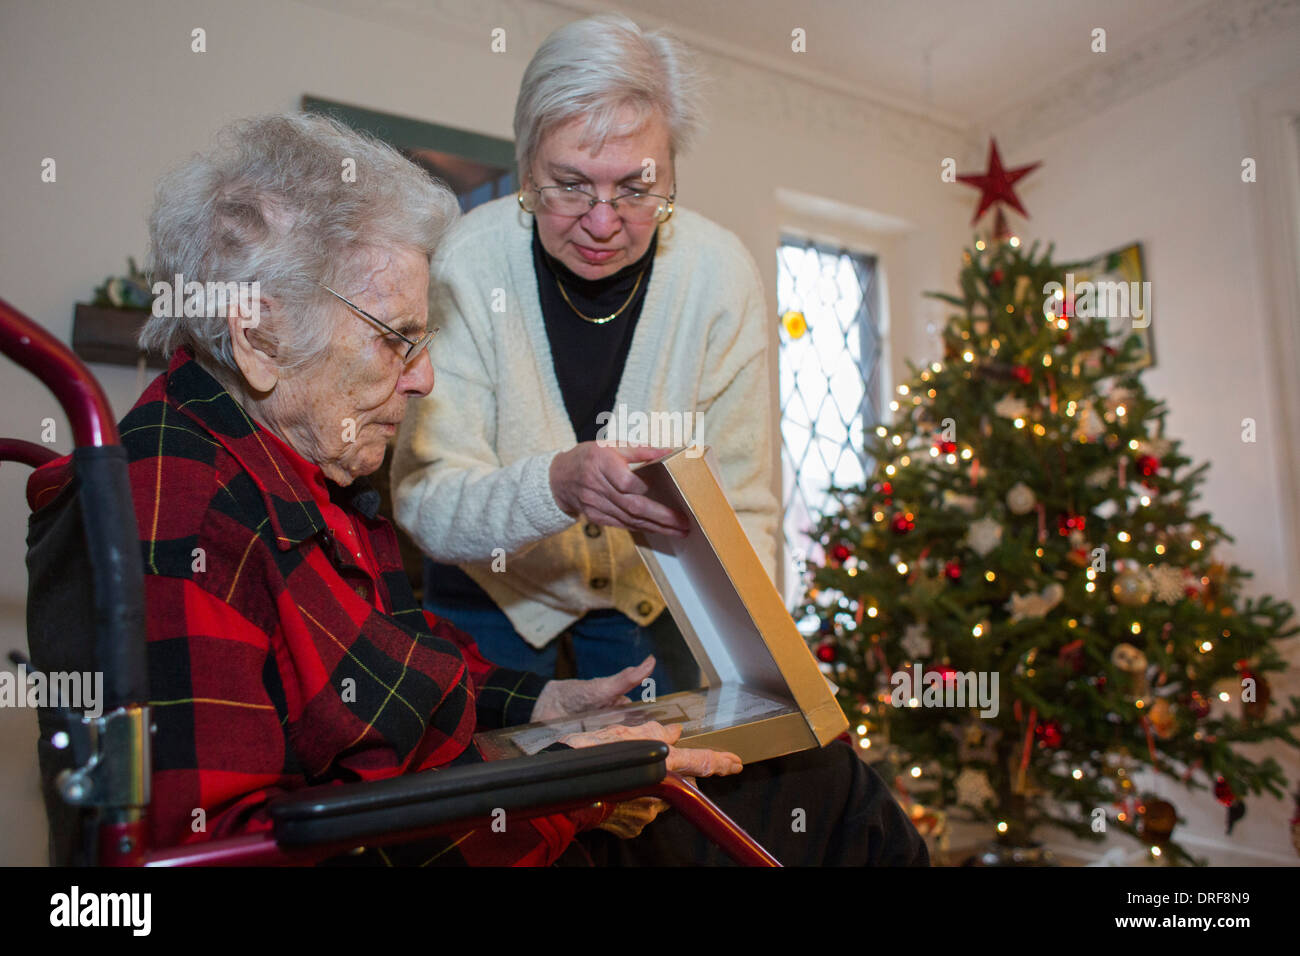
[474,447,847,764]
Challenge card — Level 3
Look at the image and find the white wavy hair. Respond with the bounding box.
[513,12,706,181]
[140,112,460,372]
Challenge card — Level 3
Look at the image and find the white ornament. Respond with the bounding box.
[1006,482,1037,515]
[1148,565,1186,604]
[815,588,841,608]
[1006,582,1065,622]
[943,490,978,514]
[901,624,931,658]
[955,767,996,807]
[1137,437,1173,458]
[1105,386,1135,412]
[1076,404,1106,440]
[1085,466,1112,488]
[994,395,1029,419]
[965,517,1003,556]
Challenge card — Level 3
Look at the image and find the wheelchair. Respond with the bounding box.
[0,295,778,867]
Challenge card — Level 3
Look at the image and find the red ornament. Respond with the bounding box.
[956,138,1042,226]
[831,543,852,564]
[930,665,959,686]
[1058,639,1085,674]
[943,560,962,581]
[1057,512,1086,536]
[1012,365,1032,385]
[816,642,837,663]
[890,512,915,535]
[1136,454,1160,478]
[1189,691,1210,719]
[935,439,957,454]
[1214,776,1235,806]
[990,269,1004,286]
[1035,719,1063,748]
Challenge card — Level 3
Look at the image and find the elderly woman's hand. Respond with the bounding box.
[549,442,691,537]
[531,655,657,721]
[540,658,744,841]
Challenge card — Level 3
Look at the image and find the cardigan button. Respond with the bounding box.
[590,576,608,589]
[636,601,653,617]
[584,523,602,538]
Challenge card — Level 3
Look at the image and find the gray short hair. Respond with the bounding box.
[140,112,459,371]
[513,13,705,180]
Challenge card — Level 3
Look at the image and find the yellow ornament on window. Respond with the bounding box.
[782,310,807,339]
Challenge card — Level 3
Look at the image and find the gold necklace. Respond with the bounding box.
[555,267,647,325]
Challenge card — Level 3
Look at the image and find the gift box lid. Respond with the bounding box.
[630,447,847,749]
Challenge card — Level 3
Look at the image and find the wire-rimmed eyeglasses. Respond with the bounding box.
[519,183,676,224]
[319,284,437,365]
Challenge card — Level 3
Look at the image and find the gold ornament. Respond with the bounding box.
[1148,698,1176,738]
[1111,643,1150,699]
[1112,570,1153,606]
[1138,798,1177,845]
[1110,642,1147,674]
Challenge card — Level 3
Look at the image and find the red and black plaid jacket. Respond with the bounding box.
[27,348,606,865]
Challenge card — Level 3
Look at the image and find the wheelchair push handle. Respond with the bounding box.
[0,297,147,710]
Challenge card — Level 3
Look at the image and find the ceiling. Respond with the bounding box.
[552,0,1201,127]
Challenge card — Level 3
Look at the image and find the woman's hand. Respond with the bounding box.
[596,796,672,840]
[542,661,743,840]
[559,720,743,779]
[548,441,690,537]
[561,721,742,838]
[531,656,656,722]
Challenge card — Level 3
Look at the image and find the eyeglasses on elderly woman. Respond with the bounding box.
[319,283,439,365]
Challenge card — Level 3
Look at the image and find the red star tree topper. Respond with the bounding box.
[957,138,1041,239]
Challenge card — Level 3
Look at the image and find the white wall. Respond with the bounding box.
[0,0,970,864]
[993,20,1300,864]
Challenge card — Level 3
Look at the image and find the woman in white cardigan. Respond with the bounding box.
[391,13,778,694]
[391,13,929,867]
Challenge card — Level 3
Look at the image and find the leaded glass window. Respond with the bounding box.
[777,237,883,597]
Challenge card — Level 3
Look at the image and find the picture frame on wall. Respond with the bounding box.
[1072,241,1154,370]
[301,95,517,213]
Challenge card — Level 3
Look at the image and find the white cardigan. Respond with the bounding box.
[391,195,778,647]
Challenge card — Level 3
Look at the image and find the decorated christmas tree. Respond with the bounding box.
[799,142,1300,864]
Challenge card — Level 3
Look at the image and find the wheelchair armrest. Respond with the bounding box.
[268,740,669,848]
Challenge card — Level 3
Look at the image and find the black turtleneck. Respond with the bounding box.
[532,222,657,443]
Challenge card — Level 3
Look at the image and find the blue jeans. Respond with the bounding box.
[424,598,699,698]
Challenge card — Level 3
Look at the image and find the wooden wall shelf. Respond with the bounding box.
[72,304,167,369]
